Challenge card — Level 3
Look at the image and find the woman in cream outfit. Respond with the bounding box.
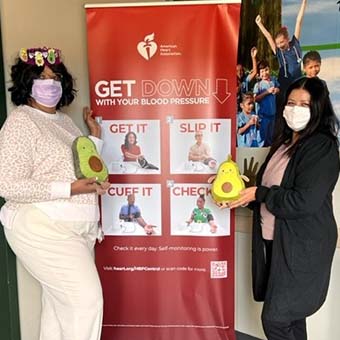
[0,47,109,340]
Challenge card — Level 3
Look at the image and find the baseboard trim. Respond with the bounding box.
[236,331,263,340]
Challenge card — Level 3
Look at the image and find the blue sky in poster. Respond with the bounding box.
[283,0,340,45]
[282,0,340,114]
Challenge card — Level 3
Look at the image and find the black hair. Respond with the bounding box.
[270,77,339,157]
[236,63,245,78]
[241,91,254,103]
[302,50,321,66]
[8,58,76,109]
[124,131,138,149]
[257,60,269,71]
[198,194,206,201]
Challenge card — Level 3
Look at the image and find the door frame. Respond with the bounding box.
[0,16,21,340]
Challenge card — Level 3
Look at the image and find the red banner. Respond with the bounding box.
[86,1,240,339]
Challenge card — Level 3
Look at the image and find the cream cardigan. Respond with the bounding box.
[0,105,103,228]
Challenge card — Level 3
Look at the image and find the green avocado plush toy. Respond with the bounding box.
[208,155,249,208]
[72,136,108,183]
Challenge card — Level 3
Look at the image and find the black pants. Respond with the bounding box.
[262,318,307,340]
[261,240,307,340]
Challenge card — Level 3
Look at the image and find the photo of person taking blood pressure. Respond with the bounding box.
[118,194,156,235]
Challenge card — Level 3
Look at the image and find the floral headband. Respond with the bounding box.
[19,47,62,67]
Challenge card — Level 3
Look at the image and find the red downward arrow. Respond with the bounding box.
[212,79,231,104]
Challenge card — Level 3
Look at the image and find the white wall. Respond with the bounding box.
[1,0,158,132]
[0,1,339,340]
[235,231,340,340]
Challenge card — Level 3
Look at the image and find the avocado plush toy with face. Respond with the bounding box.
[72,136,108,183]
[208,155,249,208]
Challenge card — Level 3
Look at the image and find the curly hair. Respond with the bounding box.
[8,58,77,109]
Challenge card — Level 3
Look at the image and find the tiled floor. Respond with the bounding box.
[236,331,263,340]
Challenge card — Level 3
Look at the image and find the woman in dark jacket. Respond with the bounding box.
[229,77,340,340]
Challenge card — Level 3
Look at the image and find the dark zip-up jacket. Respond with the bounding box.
[252,132,340,322]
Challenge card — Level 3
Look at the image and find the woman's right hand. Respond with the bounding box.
[71,178,107,196]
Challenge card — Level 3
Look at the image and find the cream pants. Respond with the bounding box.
[4,205,103,340]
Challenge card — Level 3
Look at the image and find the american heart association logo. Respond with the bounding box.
[137,33,158,60]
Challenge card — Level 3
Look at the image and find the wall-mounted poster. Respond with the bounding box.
[237,0,340,148]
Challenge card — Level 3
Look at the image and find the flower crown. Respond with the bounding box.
[19,47,62,67]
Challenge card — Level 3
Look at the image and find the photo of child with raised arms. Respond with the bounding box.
[101,184,161,236]
[100,119,160,174]
[170,183,230,236]
[169,118,231,174]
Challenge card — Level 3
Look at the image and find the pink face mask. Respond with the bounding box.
[31,79,62,108]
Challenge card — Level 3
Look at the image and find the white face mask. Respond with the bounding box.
[283,105,311,132]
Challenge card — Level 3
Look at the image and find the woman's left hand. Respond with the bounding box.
[84,106,101,138]
[228,186,257,209]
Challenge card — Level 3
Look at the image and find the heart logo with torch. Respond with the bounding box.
[137,33,158,60]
